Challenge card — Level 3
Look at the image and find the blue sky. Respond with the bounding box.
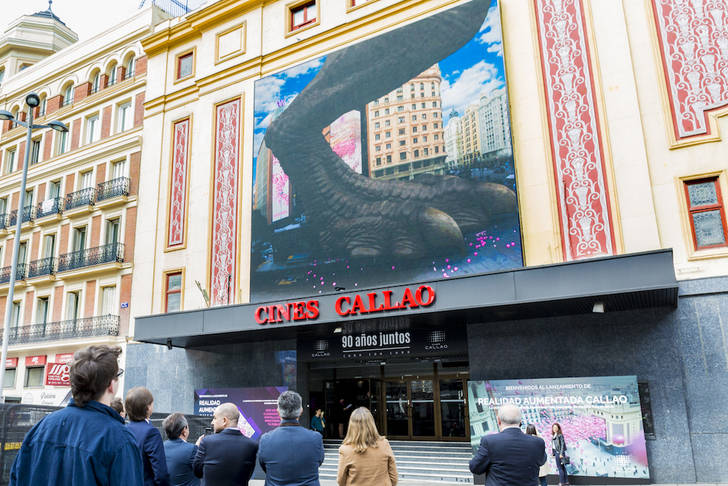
[253,0,506,164]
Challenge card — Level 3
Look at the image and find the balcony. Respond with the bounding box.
[96,177,130,208]
[7,206,35,227]
[27,257,56,279]
[0,314,120,345]
[57,242,124,274]
[64,187,95,214]
[35,197,63,224]
[0,263,27,284]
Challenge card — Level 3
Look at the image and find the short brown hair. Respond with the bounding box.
[70,345,121,407]
[125,387,154,422]
[163,413,188,440]
[110,398,125,416]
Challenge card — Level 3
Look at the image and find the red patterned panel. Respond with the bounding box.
[168,119,190,247]
[210,99,241,306]
[534,0,615,260]
[652,0,728,140]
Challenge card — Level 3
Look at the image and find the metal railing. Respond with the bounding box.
[7,206,34,226]
[64,187,95,211]
[96,177,130,202]
[0,314,120,345]
[57,242,124,273]
[0,264,27,283]
[27,257,56,279]
[35,197,63,219]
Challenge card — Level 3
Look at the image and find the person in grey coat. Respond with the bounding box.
[258,391,325,486]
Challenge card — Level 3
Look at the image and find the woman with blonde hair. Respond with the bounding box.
[337,407,398,486]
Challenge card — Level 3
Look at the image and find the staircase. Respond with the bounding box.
[321,439,474,484]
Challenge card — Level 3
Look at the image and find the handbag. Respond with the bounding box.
[561,454,570,465]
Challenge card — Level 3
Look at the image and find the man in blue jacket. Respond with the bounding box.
[469,403,547,486]
[9,345,143,486]
[193,402,258,486]
[163,413,199,486]
[258,391,325,486]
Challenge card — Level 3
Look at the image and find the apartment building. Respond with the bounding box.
[0,5,167,404]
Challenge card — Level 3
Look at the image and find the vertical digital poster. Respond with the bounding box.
[251,0,522,301]
[468,376,649,480]
[194,387,287,440]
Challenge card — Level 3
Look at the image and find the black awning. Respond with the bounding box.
[134,249,678,348]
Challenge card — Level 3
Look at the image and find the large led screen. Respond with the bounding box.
[468,376,649,480]
[194,386,286,440]
[251,0,522,301]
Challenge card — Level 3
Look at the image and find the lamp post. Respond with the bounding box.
[0,93,68,399]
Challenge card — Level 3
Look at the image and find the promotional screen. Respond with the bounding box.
[251,0,522,301]
[194,387,287,440]
[468,376,649,480]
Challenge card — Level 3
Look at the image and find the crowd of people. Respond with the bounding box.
[8,344,574,486]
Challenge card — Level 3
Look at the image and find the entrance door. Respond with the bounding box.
[385,377,462,440]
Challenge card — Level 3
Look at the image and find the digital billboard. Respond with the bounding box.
[468,376,649,480]
[251,0,522,301]
[194,386,286,440]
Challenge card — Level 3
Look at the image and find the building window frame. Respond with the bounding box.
[30,137,41,165]
[24,366,45,388]
[682,174,728,253]
[4,148,16,174]
[86,113,100,145]
[286,0,320,36]
[163,269,184,313]
[175,49,196,83]
[117,101,132,133]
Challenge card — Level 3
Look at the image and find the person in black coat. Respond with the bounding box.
[469,404,547,486]
[193,403,258,486]
[126,387,171,486]
[551,423,569,485]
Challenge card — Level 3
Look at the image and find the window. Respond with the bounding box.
[86,114,100,144]
[0,198,6,214]
[435,146,439,153]
[374,122,380,129]
[684,177,728,250]
[398,117,405,123]
[434,134,439,141]
[92,72,100,93]
[384,97,389,103]
[375,157,381,166]
[80,171,93,189]
[165,272,182,312]
[397,106,404,112]
[399,152,407,161]
[413,137,418,144]
[25,367,44,387]
[65,292,80,321]
[30,138,41,165]
[11,301,21,328]
[176,52,194,80]
[433,122,439,129]
[374,110,379,117]
[411,104,416,110]
[412,126,418,133]
[108,63,117,86]
[18,242,27,265]
[4,368,15,388]
[25,189,34,208]
[385,143,391,150]
[423,135,428,142]
[290,1,317,31]
[126,55,136,78]
[384,120,390,127]
[422,114,427,120]
[39,97,47,117]
[105,218,120,245]
[5,149,15,173]
[49,180,61,199]
[0,68,4,84]
[36,297,49,324]
[101,286,116,315]
[117,103,132,133]
[422,124,427,131]
[63,85,74,105]
[111,160,126,179]
[73,226,87,252]
[399,140,405,146]
[385,131,391,138]
[398,128,405,135]
[433,101,438,107]
[43,234,55,258]
[56,130,68,156]
[384,108,390,115]
[375,146,381,152]
[374,134,380,141]
[386,155,392,163]
[424,147,429,156]
[414,149,420,157]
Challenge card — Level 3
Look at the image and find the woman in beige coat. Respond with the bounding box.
[337,407,398,486]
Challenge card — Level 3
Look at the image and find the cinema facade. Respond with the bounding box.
[126,0,728,483]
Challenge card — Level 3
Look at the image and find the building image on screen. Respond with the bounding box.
[468,376,649,480]
[251,0,522,302]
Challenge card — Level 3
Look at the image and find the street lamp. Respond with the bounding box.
[0,93,68,399]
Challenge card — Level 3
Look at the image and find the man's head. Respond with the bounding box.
[125,387,154,422]
[69,345,122,407]
[497,403,522,430]
[110,397,125,417]
[277,390,303,421]
[163,413,189,440]
[211,403,240,433]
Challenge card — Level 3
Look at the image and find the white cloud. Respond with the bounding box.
[282,58,324,78]
[441,60,504,116]
[477,5,503,54]
[255,76,286,115]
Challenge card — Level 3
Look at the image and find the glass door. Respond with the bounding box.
[439,378,468,440]
[410,379,436,439]
[385,381,409,438]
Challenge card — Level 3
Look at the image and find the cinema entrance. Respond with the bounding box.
[301,322,470,441]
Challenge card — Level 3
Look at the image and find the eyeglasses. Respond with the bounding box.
[116,368,124,379]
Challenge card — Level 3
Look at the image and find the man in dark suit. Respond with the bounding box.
[469,403,547,486]
[163,413,199,486]
[258,391,325,486]
[193,403,258,486]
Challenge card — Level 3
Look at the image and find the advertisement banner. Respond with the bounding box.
[5,357,18,369]
[25,355,46,367]
[55,353,75,363]
[45,362,71,386]
[251,0,522,302]
[468,376,649,480]
[194,387,287,440]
